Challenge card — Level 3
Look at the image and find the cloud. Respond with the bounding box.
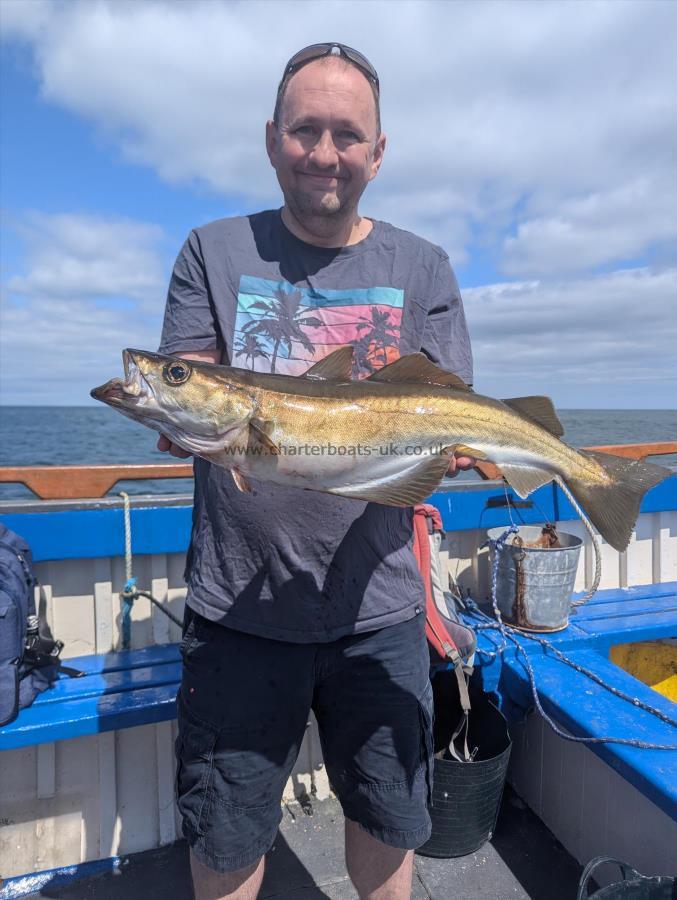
[464,266,677,406]
[2,0,677,272]
[502,176,677,276]
[1,212,168,403]
[7,213,167,304]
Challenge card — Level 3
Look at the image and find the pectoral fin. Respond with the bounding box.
[500,464,554,499]
[250,418,280,455]
[231,468,252,493]
[329,454,453,506]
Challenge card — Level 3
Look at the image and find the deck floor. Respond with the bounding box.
[19,787,583,899]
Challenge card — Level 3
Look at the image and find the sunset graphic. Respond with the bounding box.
[233,275,403,378]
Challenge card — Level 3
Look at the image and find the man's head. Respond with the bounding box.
[266,43,386,237]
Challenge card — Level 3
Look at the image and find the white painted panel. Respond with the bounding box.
[36,743,56,800]
[656,509,677,583]
[93,557,114,654]
[155,721,178,845]
[116,724,159,855]
[150,554,170,646]
[548,726,585,861]
[98,731,117,859]
[626,513,655,587]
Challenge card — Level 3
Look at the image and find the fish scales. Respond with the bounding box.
[91,348,670,552]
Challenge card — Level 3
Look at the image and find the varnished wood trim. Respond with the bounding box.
[0,441,675,499]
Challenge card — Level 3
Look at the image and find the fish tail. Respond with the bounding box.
[565,450,670,552]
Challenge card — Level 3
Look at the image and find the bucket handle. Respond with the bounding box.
[577,856,648,899]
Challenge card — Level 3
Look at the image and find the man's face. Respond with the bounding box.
[266,59,385,224]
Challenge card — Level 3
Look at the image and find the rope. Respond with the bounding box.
[555,476,602,605]
[470,525,677,751]
[118,493,182,650]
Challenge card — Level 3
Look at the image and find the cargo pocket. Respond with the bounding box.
[418,680,435,807]
[175,696,218,838]
[179,606,201,658]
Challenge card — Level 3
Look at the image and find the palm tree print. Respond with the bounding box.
[349,333,376,378]
[242,288,322,372]
[355,308,399,366]
[233,333,270,370]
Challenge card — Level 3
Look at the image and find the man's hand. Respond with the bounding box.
[156,348,221,460]
[445,454,476,478]
[157,434,192,459]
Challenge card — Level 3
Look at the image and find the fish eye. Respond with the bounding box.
[163,361,191,385]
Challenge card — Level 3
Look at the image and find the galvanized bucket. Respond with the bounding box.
[487,525,583,632]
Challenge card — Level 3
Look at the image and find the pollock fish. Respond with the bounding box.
[91,348,670,552]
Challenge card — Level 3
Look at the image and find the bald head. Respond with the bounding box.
[274,56,381,137]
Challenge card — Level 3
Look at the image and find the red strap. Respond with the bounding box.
[413,505,459,660]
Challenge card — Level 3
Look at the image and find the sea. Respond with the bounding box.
[0,406,675,501]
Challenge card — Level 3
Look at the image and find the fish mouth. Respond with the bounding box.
[90,349,150,408]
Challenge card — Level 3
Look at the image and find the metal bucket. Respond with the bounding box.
[487,525,583,632]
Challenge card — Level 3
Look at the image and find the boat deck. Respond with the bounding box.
[12,789,583,899]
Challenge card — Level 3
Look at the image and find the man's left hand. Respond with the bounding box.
[445,454,476,477]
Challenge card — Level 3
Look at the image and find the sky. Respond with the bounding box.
[1,0,675,408]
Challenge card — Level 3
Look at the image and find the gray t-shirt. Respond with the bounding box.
[159,209,472,642]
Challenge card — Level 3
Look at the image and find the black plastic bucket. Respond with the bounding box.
[577,857,677,899]
[417,672,512,859]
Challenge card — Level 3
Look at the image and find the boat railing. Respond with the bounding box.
[1,441,676,500]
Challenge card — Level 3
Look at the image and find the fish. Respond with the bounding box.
[91,347,671,552]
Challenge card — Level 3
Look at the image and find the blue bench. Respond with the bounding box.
[468,581,677,822]
[0,644,181,751]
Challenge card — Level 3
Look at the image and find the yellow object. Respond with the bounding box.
[611,641,677,701]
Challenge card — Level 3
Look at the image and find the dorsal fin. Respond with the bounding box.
[366,353,470,389]
[303,346,354,380]
[501,396,564,437]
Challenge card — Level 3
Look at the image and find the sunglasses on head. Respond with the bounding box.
[281,42,379,93]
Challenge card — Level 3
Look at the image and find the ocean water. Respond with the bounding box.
[0,406,675,500]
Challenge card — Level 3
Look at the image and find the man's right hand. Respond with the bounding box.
[157,434,192,459]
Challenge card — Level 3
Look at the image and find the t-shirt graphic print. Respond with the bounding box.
[232,275,404,378]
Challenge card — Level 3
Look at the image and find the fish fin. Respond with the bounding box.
[455,444,488,460]
[500,464,554,499]
[250,418,280,455]
[565,451,671,552]
[231,468,252,493]
[303,346,354,380]
[329,454,453,506]
[367,353,471,389]
[501,396,564,437]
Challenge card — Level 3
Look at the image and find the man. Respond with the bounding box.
[158,43,473,900]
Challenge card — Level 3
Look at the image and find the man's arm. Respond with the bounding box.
[420,252,475,477]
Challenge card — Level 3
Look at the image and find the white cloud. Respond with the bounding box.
[502,176,677,276]
[1,212,167,403]
[2,0,677,272]
[8,213,167,304]
[464,266,677,406]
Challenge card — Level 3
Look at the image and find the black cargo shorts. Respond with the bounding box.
[175,607,434,874]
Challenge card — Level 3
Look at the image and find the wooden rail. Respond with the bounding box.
[0,442,675,500]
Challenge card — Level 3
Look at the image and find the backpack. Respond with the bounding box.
[0,523,69,727]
